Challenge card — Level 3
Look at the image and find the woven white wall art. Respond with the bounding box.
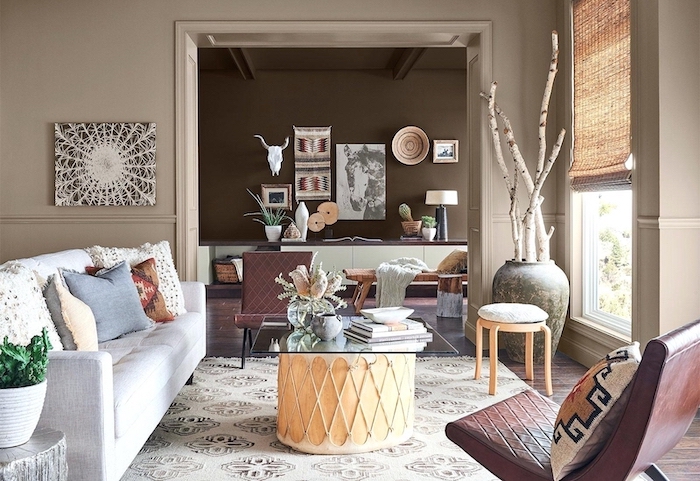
[54,122,157,206]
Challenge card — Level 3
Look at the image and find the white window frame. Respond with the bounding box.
[581,192,632,337]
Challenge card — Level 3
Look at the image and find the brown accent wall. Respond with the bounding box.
[199,67,467,242]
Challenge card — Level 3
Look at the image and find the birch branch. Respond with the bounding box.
[492,101,536,196]
[537,31,560,181]
[481,85,514,194]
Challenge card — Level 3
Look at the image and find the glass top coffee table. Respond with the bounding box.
[251,316,457,454]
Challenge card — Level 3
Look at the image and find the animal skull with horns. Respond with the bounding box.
[254,135,290,176]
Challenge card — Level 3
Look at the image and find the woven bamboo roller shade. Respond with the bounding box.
[569,0,631,192]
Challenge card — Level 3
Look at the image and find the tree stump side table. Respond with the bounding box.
[437,274,464,317]
[0,427,67,480]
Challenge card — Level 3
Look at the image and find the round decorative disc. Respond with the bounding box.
[392,126,429,165]
[317,201,339,225]
[307,212,326,232]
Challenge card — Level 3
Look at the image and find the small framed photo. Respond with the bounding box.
[261,184,292,210]
[433,140,459,163]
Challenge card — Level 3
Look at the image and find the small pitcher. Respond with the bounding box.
[311,313,343,341]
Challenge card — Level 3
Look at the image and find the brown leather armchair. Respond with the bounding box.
[233,250,313,368]
[445,318,700,481]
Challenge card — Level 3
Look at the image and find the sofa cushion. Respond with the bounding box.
[16,248,93,282]
[85,241,186,316]
[62,262,153,343]
[43,275,98,351]
[100,313,204,438]
[0,261,63,349]
[551,342,641,480]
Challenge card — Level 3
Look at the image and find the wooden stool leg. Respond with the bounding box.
[542,324,553,396]
[354,280,373,314]
[489,325,500,395]
[525,331,534,380]
[475,318,483,380]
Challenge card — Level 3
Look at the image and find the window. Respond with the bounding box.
[582,191,632,335]
[571,0,632,335]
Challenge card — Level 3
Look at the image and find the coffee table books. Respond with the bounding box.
[344,317,434,345]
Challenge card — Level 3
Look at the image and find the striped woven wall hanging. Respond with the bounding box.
[293,126,331,201]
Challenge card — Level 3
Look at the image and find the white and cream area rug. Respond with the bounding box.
[121,356,531,481]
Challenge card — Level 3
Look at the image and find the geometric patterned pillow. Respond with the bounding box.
[551,342,641,480]
[130,258,174,322]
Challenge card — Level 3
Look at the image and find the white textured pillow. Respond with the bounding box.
[0,261,63,349]
[84,240,186,315]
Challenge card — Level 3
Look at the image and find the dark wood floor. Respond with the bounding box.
[205,294,699,480]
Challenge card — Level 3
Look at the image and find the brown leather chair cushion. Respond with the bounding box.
[446,389,558,481]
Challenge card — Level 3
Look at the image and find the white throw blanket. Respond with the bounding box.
[375,257,429,308]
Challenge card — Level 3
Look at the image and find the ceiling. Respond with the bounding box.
[199,47,467,79]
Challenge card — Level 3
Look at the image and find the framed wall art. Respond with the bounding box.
[54,122,157,206]
[433,140,459,163]
[261,183,292,210]
[336,143,386,220]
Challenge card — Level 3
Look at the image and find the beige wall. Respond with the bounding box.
[0,0,557,263]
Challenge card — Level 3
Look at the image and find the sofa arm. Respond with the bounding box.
[181,281,206,316]
[38,350,115,481]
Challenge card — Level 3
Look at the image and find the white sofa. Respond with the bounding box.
[15,248,206,481]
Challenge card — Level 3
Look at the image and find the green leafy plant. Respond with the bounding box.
[0,328,51,388]
[421,215,437,228]
[244,188,292,226]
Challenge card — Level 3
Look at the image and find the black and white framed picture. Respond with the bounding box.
[336,144,386,220]
[433,140,459,163]
[261,183,292,210]
[54,122,157,206]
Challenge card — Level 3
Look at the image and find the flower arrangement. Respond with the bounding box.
[275,253,347,311]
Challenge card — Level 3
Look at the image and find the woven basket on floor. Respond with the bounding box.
[401,220,422,236]
[213,257,239,283]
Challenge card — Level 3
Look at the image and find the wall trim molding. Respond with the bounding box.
[0,214,176,224]
[637,216,700,229]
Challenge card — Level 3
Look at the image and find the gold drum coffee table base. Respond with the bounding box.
[277,352,416,454]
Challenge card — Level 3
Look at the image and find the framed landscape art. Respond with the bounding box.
[433,140,459,163]
[261,183,292,210]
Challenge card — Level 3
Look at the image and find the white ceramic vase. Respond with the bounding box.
[422,227,437,241]
[295,202,309,241]
[0,380,47,447]
[264,225,282,242]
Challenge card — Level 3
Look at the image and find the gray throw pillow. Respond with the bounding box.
[62,261,153,342]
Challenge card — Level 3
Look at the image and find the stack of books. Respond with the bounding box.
[343,317,433,351]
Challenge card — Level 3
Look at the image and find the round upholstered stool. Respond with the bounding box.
[474,303,553,396]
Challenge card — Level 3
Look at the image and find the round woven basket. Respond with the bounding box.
[401,220,422,236]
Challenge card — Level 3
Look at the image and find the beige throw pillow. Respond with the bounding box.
[44,275,98,351]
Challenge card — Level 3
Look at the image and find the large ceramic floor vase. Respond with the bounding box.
[492,260,570,364]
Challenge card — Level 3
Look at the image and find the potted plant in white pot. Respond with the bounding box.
[421,215,437,241]
[482,31,570,363]
[0,327,51,447]
[245,188,292,241]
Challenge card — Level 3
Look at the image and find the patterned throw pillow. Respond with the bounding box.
[551,342,642,480]
[0,261,63,350]
[130,258,174,322]
[85,240,186,316]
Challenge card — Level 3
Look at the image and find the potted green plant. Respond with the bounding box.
[421,215,437,241]
[0,328,52,447]
[244,188,292,241]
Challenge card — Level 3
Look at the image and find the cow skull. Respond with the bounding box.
[254,135,290,176]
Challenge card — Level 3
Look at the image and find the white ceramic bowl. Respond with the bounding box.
[359,307,415,324]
